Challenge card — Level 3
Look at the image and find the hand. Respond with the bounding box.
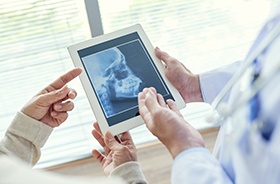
[21,67,83,128]
[155,47,204,103]
[91,122,137,176]
[138,87,205,158]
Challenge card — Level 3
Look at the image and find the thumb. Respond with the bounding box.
[104,131,122,151]
[144,89,161,114]
[38,85,69,106]
[155,47,173,66]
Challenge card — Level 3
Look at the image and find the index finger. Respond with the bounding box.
[47,67,83,90]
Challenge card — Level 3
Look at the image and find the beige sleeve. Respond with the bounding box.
[108,161,149,184]
[0,112,129,184]
[0,111,53,166]
[0,155,125,184]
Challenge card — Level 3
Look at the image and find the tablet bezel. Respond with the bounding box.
[68,24,186,135]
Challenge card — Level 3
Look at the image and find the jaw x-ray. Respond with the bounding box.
[102,47,142,100]
[84,47,143,117]
[81,37,172,126]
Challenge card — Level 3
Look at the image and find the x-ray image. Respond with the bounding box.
[102,48,142,100]
[82,46,144,118]
[81,39,170,123]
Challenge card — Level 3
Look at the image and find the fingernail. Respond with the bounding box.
[68,92,76,99]
[56,104,62,110]
[106,131,113,140]
[143,88,148,93]
[51,111,58,116]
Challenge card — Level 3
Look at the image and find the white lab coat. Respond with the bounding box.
[171,12,280,184]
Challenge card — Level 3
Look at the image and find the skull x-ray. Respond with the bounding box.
[82,46,144,117]
[103,48,142,100]
[81,38,172,125]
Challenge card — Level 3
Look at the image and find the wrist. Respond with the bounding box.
[165,130,205,159]
[180,74,204,103]
[168,143,205,159]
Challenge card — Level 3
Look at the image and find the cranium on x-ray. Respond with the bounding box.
[103,48,142,100]
[94,47,143,117]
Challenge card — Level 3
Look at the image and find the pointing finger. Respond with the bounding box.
[45,67,82,91]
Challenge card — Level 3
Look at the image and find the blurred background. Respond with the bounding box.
[1,0,279,170]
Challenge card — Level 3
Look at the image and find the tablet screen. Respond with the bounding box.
[78,32,174,126]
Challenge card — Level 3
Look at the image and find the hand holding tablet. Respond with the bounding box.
[68,24,185,135]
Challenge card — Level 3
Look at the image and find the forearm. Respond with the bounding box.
[172,148,233,184]
[0,111,52,166]
[108,161,148,184]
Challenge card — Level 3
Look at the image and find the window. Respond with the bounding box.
[0,0,94,168]
[1,0,279,168]
[96,0,279,72]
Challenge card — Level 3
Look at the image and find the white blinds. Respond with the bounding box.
[98,0,280,72]
[0,0,95,168]
[1,0,279,169]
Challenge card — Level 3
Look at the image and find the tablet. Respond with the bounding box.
[68,24,186,135]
